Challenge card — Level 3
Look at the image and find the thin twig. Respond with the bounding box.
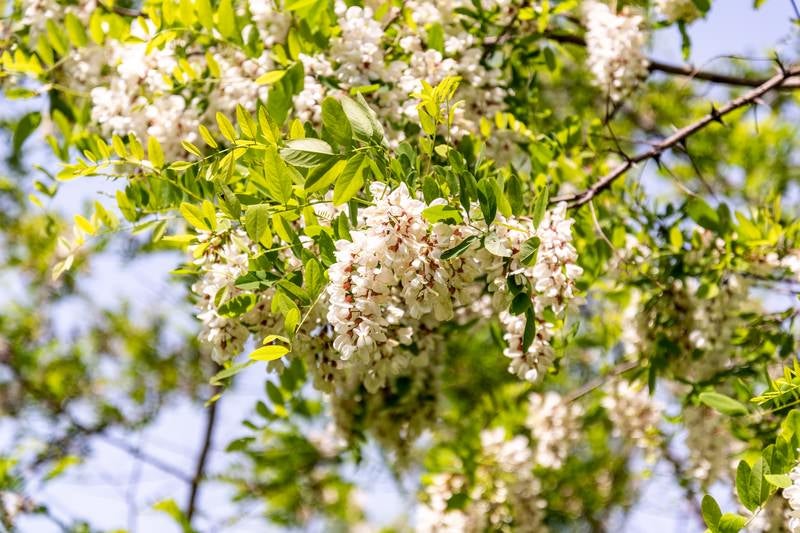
[565,359,639,403]
[185,387,221,523]
[551,64,800,207]
[537,31,800,90]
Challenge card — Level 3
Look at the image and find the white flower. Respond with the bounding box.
[526,392,583,469]
[602,380,663,456]
[584,1,649,102]
[785,462,800,531]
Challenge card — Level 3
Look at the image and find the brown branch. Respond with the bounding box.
[185,389,220,523]
[535,31,800,90]
[565,359,640,403]
[551,64,800,207]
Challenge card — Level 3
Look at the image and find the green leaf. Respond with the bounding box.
[249,345,290,361]
[210,360,255,385]
[519,236,541,266]
[698,391,748,416]
[245,204,272,246]
[180,202,211,231]
[532,188,550,227]
[305,159,346,195]
[422,204,464,224]
[441,235,478,260]
[764,473,792,488]
[718,513,747,533]
[522,307,536,352]
[686,197,719,232]
[266,381,284,404]
[701,495,722,530]
[510,292,531,315]
[153,499,196,533]
[321,97,352,147]
[341,95,374,142]
[747,458,771,508]
[736,460,756,511]
[64,13,88,47]
[147,136,164,168]
[477,179,497,226]
[196,0,213,29]
[485,232,511,257]
[216,0,237,40]
[12,111,42,159]
[216,111,237,142]
[277,279,311,305]
[332,153,365,206]
[217,293,257,317]
[263,145,293,203]
[280,138,335,168]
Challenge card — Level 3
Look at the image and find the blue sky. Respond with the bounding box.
[8,1,800,532]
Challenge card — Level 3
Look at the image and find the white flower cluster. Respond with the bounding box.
[525,391,583,469]
[330,336,443,461]
[601,380,663,457]
[785,462,800,532]
[621,274,749,382]
[498,203,583,382]
[683,406,742,487]
[293,0,507,142]
[325,182,480,392]
[326,184,582,390]
[418,428,548,532]
[655,0,702,23]
[583,1,649,102]
[190,224,278,364]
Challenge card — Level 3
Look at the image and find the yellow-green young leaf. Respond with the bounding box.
[333,153,365,205]
[262,334,290,345]
[257,106,280,145]
[198,124,218,148]
[288,118,305,140]
[200,199,217,231]
[179,202,211,231]
[111,135,127,158]
[128,134,145,160]
[263,145,293,203]
[216,112,236,142]
[255,70,286,85]
[215,0,237,40]
[305,159,346,195]
[236,105,256,139]
[178,0,194,26]
[249,345,290,361]
[116,190,137,221]
[64,13,88,47]
[74,214,96,235]
[94,201,118,228]
[181,140,202,157]
[147,136,165,167]
[244,204,273,246]
[195,0,213,29]
[162,0,176,24]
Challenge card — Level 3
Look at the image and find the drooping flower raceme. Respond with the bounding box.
[326,183,582,389]
[525,391,583,469]
[417,428,548,532]
[784,462,800,532]
[583,1,649,102]
[497,202,583,382]
[602,380,663,457]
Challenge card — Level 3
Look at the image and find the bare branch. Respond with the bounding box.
[185,389,221,523]
[551,64,800,207]
[533,31,800,90]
